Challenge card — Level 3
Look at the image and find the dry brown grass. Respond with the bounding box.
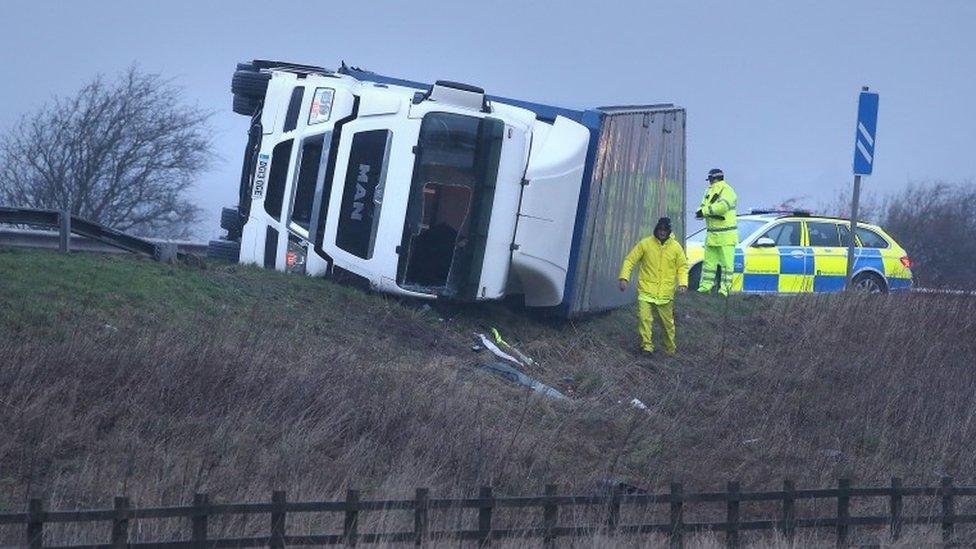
[1,249,975,545]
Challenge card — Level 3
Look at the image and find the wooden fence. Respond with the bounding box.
[2,477,975,548]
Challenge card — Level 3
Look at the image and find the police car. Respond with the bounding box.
[686,210,913,293]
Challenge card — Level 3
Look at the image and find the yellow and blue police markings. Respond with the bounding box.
[687,225,913,294]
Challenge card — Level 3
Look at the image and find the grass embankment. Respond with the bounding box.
[1,248,974,545]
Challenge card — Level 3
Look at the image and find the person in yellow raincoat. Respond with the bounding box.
[618,217,689,355]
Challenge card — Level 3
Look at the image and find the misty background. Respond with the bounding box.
[1,0,974,238]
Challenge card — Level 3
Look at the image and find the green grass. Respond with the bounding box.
[1,247,975,545]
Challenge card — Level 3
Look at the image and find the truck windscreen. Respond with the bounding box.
[398,113,504,298]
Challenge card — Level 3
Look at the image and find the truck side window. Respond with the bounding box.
[264,139,293,220]
[336,130,391,259]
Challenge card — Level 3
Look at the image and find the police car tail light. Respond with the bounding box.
[900,256,912,269]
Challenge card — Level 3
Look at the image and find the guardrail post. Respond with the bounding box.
[156,242,178,263]
[414,488,428,547]
[542,484,558,548]
[344,489,360,547]
[192,493,209,549]
[670,482,684,549]
[889,477,902,542]
[478,486,493,546]
[270,490,286,549]
[836,478,850,548]
[606,483,621,536]
[111,496,129,548]
[27,498,44,549]
[942,476,955,543]
[782,479,796,543]
[59,209,71,253]
[726,481,740,549]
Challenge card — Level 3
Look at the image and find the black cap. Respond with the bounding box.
[654,217,672,235]
[706,168,724,181]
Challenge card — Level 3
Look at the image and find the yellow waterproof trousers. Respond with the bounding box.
[638,300,676,354]
[698,245,735,296]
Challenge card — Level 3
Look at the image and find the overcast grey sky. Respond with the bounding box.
[2,0,974,237]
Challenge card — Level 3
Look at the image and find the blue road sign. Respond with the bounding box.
[853,91,879,175]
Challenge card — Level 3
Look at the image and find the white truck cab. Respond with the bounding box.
[214,60,685,316]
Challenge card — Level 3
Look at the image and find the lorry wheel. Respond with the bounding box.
[852,272,887,294]
[231,69,271,100]
[220,207,243,239]
[207,239,241,263]
[232,95,261,116]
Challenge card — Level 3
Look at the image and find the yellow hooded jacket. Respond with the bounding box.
[618,235,689,303]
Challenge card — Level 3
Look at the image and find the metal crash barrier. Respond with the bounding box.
[0,207,204,261]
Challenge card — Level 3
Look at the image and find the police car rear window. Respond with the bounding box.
[807,222,842,247]
[856,228,889,248]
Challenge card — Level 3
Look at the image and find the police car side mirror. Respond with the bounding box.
[753,237,776,248]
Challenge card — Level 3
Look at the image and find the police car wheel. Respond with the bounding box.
[207,239,241,263]
[232,95,261,116]
[231,69,271,100]
[688,264,702,291]
[852,272,886,294]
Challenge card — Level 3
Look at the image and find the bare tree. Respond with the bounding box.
[882,182,976,290]
[0,67,214,238]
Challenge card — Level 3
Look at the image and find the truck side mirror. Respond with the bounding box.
[753,237,776,248]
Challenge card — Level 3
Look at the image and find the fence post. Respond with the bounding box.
[27,498,44,549]
[670,482,684,549]
[941,476,955,543]
[478,486,493,546]
[781,479,796,543]
[270,490,286,549]
[836,478,850,548]
[889,477,902,542]
[414,488,429,547]
[726,481,740,549]
[111,496,130,549]
[606,483,621,536]
[192,493,209,549]
[59,209,71,253]
[543,484,558,548]
[344,489,360,547]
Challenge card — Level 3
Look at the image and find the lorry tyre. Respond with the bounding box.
[852,272,887,294]
[220,207,243,238]
[207,239,241,263]
[231,69,270,100]
[232,95,261,116]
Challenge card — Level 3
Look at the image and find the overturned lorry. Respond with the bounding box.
[213,60,685,316]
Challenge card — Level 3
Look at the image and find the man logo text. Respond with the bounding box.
[351,164,370,221]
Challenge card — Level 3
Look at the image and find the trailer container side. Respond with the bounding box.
[565,106,686,316]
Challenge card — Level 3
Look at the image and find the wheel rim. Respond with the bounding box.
[855,276,882,293]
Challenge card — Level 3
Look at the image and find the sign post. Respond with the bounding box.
[846,87,879,290]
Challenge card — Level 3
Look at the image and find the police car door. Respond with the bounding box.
[743,221,806,293]
[805,221,847,292]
